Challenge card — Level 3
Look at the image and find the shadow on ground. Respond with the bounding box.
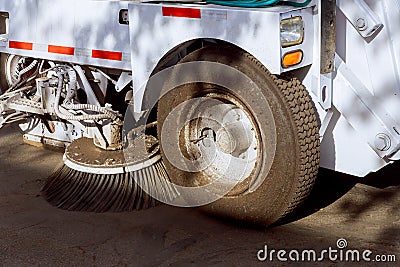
[0,126,398,266]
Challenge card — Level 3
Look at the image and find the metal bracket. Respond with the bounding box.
[0,34,7,47]
[321,0,336,74]
[0,12,8,47]
[337,0,383,38]
[318,108,334,140]
[334,57,400,159]
[318,0,336,110]
[116,71,132,92]
[36,77,56,114]
[319,73,334,110]
[6,95,44,115]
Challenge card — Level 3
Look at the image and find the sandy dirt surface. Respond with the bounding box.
[0,126,399,266]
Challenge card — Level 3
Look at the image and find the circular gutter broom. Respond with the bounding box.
[41,134,178,212]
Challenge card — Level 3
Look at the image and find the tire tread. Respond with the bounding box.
[243,52,320,219]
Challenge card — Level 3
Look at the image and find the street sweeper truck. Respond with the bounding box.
[0,0,399,226]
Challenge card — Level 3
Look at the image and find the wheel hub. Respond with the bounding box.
[179,93,260,191]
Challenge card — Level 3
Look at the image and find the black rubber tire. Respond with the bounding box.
[157,45,320,227]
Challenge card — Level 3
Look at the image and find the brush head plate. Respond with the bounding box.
[64,135,159,174]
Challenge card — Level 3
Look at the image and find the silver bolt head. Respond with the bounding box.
[375,133,391,151]
[356,18,367,31]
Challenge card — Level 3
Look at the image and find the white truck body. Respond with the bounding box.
[0,0,399,177]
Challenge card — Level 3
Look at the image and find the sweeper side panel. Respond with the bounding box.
[128,3,315,112]
[0,0,132,70]
[129,0,400,177]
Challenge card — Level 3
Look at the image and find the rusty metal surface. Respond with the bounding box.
[65,135,159,169]
[320,0,336,74]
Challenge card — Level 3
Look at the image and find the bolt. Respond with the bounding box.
[375,133,391,152]
[356,18,367,31]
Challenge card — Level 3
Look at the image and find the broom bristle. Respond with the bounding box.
[41,160,177,212]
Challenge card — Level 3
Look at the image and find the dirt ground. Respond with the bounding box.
[0,125,399,266]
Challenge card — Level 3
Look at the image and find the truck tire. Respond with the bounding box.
[157,45,320,226]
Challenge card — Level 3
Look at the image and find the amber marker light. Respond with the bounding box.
[282,50,303,68]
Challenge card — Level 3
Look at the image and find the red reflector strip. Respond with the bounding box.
[92,50,122,61]
[162,7,201,19]
[9,41,33,50]
[48,45,75,55]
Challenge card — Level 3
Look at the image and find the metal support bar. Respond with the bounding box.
[6,96,44,115]
[318,0,336,110]
[318,108,334,139]
[319,72,334,110]
[334,57,400,159]
[321,0,336,74]
[337,0,383,38]
[116,71,132,92]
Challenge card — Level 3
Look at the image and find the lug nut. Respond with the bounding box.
[356,18,367,31]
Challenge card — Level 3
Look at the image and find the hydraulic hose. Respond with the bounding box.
[0,112,28,129]
[17,60,38,78]
[205,0,311,8]
[54,70,118,121]
[63,103,118,121]
[6,60,38,93]
[284,0,312,7]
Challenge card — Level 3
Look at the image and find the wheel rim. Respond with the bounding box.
[161,88,262,197]
[151,59,278,207]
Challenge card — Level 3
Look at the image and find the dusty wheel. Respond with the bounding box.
[157,45,320,226]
